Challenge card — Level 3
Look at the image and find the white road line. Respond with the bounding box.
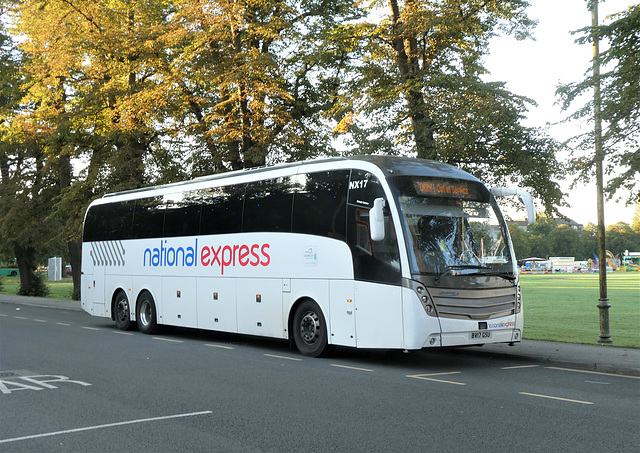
[519,392,594,405]
[56,322,71,326]
[152,337,184,343]
[0,411,213,445]
[406,372,466,386]
[82,327,100,331]
[113,331,134,336]
[33,319,46,323]
[331,364,374,372]
[546,366,640,380]
[205,344,235,350]
[264,354,302,361]
[501,365,540,370]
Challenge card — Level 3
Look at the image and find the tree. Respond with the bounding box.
[557,3,640,203]
[334,0,565,212]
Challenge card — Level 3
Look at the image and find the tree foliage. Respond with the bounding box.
[557,2,640,203]
[0,0,586,298]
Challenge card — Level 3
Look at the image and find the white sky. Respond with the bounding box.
[484,0,638,226]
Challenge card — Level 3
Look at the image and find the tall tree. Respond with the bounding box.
[333,0,564,212]
[557,3,640,203]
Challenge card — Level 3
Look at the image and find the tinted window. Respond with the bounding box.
[132,197,165,239]
[348,170,386,207]
[292,170,349,240]
[200,185,244,235]
[243,177,295,233]
[164,191,202,237]
[83,200,135,242]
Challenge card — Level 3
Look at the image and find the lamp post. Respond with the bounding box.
[590,0,612,344]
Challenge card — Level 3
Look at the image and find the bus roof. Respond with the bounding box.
[101,155,480,201]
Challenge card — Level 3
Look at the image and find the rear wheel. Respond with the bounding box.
[292,300,328,357]
[114,290,132,331]
[137,291,158,335]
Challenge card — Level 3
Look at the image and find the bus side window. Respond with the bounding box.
[292,170,349,240]
[243,177,295,233]
[132,197,165,239]
[200,186,244,235]
[164,191,202,238]
[83,201,135,242]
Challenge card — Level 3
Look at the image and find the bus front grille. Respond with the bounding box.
[430,287,516,320]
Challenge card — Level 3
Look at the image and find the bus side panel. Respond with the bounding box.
[162,277,197,328]
[196,277,238,333]
[401,288,442,349]
[354,281,403,349]
[288,279,331,341]
[328,280,356,347]
[237,278,284,338]
[105,273,134,320]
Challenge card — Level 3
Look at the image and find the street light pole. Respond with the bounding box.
[590,0,612,344]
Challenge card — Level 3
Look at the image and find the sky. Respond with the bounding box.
[484,0,638,226]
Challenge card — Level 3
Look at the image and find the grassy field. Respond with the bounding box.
[520,272,640,348]
[1,272,638,348]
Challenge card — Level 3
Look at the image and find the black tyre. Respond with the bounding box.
[114,290,132,331]
[10,270,17,277]
[136,290,158,335]
[292,300,329,357]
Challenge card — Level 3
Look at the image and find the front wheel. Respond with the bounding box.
[292,300,329,357]
[137,291,158,335]
[114,290,132,331]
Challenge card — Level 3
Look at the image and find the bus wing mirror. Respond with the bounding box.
[370,198,386,242]
[490,188,536,225]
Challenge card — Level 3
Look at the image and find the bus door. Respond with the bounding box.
[329,280,356,347]
[347,170,404,348]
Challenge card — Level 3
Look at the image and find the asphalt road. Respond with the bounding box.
[1,303,639,452]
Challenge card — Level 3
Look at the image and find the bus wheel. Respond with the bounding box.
[114,290,132,331]
[137,291,158,335]
[293,300,328,357]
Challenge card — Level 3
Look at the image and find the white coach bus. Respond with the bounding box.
[81,155,532,356]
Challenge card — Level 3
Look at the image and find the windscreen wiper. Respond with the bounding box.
[434,264,491,284]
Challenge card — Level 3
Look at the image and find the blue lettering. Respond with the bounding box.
[143,238,199,267]
[144,248,152,266]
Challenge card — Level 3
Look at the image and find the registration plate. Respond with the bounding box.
[470,331,491,340]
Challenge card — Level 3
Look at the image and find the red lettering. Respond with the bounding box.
[238,245,250,266]
[250,244,260,266]
[221,245,233,275]
[200,246,211,266]
[211,246,222,266]
[260,244,271,266]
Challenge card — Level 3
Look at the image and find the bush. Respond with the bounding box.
[18,272,49,297]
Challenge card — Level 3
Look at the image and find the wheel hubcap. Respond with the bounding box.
[116,299,128,322]
[300,311,320,345]
[139,300,151,326]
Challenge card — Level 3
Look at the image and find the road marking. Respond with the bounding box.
[546,366,640,380]
[519,392,594,405]
[205,344,234,350]
[82,327,100,331]
[264,354,302,362]
[407,372,466,386]
[113,331,134,336]
[331,364,374,372]
[0,410,213,445]
[33,319,46,323]
[0,314,7,317]
[153,337,183,343]
[56,322,71,326]
[501,365,540,370]
[14,316,27,320]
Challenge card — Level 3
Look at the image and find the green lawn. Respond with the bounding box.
[2,272,638,348]
[520,272,640,348]
[0,276,75,300]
